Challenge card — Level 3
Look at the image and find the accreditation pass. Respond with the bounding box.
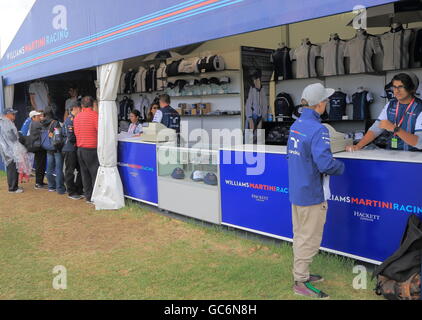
[163,304,257,318]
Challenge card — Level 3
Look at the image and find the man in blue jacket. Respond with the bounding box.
[287,83,345,299]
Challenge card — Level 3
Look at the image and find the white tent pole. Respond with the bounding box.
[91,60,125,210]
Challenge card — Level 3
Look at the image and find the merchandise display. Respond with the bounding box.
[344,29,382,74]
[352,88,374,120]
[290,38,321,78]
[328,90,350,120]
[28,80,49,111]
[136,95,150,120]
[171,167,185,179]
[204,172,218,186]
[380,23,414,71]
[320,34,346,76]
[271,44,293,81]
[156,62,167,91]
[134,66,147,93]
[145,65,157,92]
[124,69,136,94]
[190,170,206,182]
[118,96,134,122]
[274,92,294,119]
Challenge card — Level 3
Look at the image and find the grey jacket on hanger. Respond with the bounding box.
[321,39,346,76]
[344,33,382,73]
[380,28,414,71]
[290,43,321,78]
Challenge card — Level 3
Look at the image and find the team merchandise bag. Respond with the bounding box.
[373,214,422,300]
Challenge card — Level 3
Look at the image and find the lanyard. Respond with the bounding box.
[394,98,415,134]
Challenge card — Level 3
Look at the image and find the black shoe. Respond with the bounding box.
[34,183,48,190]
[9,187,24,194]
[68,194,83,200]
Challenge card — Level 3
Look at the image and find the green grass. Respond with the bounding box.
[0,191,382,300]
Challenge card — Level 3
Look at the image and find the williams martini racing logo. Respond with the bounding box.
[329,194,422,215]
[225,180,288,194]
[6,5,70,61]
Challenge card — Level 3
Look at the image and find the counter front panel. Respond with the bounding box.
[220,148,422,264]
[118,141,158,205]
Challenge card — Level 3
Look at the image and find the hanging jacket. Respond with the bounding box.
[118,97,134,122]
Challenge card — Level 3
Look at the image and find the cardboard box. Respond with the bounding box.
[197,103,211,115]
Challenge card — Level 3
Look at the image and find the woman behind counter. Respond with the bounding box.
[347,72,422,152]
[127,110,143,136]
[146,102,160,122]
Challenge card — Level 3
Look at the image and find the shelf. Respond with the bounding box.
[180,113,241,117]
[171,93,240,98]
[163,69,240,80]
[276,66,422,83]
[158,175,218,189]
[117,90,164,96]
[117,92,240,98]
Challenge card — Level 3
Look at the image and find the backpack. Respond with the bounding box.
[373,214,422,300]
[41,121,63,151]
[274,92,294,119]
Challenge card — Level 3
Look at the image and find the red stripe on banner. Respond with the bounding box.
[0,0,220,72]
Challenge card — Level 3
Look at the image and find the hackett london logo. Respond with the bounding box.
[354,211,380,222]
[6,5,70,61]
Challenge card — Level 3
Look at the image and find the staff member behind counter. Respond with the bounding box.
[152,94,181,133]
[347,73,422,152]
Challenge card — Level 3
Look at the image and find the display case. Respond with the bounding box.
[157,145,221,224]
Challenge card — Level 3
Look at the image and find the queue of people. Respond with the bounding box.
[0,94,99,204]
[1,87,181,201]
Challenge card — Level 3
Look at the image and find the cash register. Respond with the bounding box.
[322,124,353,153]
[139,122,177,142]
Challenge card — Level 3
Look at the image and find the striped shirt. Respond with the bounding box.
[74,108,98,149]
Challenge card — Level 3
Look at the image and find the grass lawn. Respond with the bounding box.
[0,175,382,300]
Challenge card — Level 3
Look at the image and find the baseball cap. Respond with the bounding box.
[204,172,218,186]
[2,108,18,115]
[29,111,42,118]
[171,167,185,180]
[190,170,206,182]
[301,83,335,106]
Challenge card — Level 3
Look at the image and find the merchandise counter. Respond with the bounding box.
[219,145,422,264]
[117,137,167,206]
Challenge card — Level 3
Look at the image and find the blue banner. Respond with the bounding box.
[118,141,158,205]
[0,0,395,85]
[220,151,422,264]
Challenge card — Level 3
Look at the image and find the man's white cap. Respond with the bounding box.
[29,111,42,118]
[301,83,335,106]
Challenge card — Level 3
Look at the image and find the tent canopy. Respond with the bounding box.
[0,0,396,86]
